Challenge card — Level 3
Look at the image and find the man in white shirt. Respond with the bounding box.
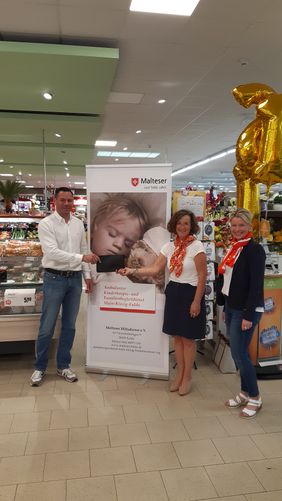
[30,187,99,386]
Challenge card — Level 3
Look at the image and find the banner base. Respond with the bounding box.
[85,365,169,381]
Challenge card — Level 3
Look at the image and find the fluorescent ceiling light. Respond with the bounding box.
[26,185,34,188]
[172,147,235,177]
[63,160,68,165]
[55,133,62,138]
[42,91,53,100]
[123,147,128,151]
[130,0,200,16]
[97,151,160,159]
[64,167,69,171]
[136,130,142,134]
[74,182,84,185]
[0,173,13,177]
[0,158,4,163]
[95,140,117,147]
[158,99,166,104]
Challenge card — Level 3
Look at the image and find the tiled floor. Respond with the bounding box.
[1,297,282,500]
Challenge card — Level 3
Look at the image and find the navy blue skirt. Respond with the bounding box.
[163,281,206,339]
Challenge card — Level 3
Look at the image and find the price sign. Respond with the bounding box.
[4,288,36,307]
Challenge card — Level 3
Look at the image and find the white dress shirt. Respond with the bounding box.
[38,211,91,279]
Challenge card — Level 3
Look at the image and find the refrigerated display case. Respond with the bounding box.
[0,216,60,348]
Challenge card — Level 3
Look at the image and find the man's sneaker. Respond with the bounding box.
[57,368,78,383]
[30,370,45,387]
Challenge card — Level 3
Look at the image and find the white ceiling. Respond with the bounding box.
[0,0,282,192]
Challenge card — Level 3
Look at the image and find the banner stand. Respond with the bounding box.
[86,164,172,380]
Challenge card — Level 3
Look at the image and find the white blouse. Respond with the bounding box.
[161,240,205,286]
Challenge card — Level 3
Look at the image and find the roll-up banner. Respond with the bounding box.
[86,164,172,379]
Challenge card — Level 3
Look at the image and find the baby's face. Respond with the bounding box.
[92,211,143,256]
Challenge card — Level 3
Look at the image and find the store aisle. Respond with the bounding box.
[1,296,282,501]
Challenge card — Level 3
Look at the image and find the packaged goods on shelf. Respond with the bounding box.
[202,241,215,262]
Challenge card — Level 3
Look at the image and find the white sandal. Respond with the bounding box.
[240,397,262,419]
[225,392,249,408]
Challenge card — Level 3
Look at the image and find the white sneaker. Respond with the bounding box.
[57,368,78,383]
[30,370,45,387]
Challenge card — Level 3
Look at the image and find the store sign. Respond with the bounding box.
[4,288,36,307]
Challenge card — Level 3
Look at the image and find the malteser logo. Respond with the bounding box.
[131,177,139,187]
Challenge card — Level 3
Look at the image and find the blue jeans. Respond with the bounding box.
[225,303,262,397]
[35,271,82,371]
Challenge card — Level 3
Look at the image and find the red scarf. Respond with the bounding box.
[169,235,196,277]
[218,232,252,274]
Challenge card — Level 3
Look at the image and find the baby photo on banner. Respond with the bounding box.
[86,164,172,379]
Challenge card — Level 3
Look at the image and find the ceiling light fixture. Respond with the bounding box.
[0,158,4,163]
[55,133,62,138]
[42,91,53,100]
[97,151,160,158]
[171,147,236,177]
[115,158,119,162]
[64,167,69,171]
[63,161,68,165]
[9,166,14,169]
[0,173,13,177]
[28,173,32,177]
[158,99,166,104]
[26,185,34,188]
[66,172,70,177]
[95,140,117,147]
[136,130,142,134]
[123,147,128,151]
[130,0,200,16]
[74,182,84,185]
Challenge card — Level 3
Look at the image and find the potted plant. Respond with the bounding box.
[273,194,282,211]
[0,180,23,213]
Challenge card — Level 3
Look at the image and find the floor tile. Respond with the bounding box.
[255,410,282,433]
[204,497,245,501]
[86,374,117,391]
[161,466,217,501]
[109,422,150,447]
[0,396,35,414]
[67,476,116,501]
[54,379,87,394]
[0,432,27,457]
[88,405,125,426]
[182,415,228,439]
[0,485,16,500]
[213,435,264,462]
[157,400,196,420]
[50,408,88,429]
[116,375,149,390]
[115,472,168,501]
[173,438,223,467]
[44,450,90,480]
[90,446,135,475]
[135,388,169,404]
[191,399,231,417]
[248,458,282,490]
[25,429,68,454]
[251,432,282,458]
[34,394,70,411]
[103,389,138,406]
[69,392,104,409]
[206,462,263,497]
[11,411,51,432]
[218,414,265,436]
[15,480,66,501]
[0,414,12,434]
[69,425,109,450]
[0,454,45,485]
[246,492,282,501]
[146,419,189,443]
[133,443,180,471]
[123,403,161,423]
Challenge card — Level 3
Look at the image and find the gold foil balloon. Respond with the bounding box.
[232,83,282,211]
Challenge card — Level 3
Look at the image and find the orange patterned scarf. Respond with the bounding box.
[169,235,196,277]
[218,232,252,274]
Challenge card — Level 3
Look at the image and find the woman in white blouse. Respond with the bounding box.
[118,210,207,396]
